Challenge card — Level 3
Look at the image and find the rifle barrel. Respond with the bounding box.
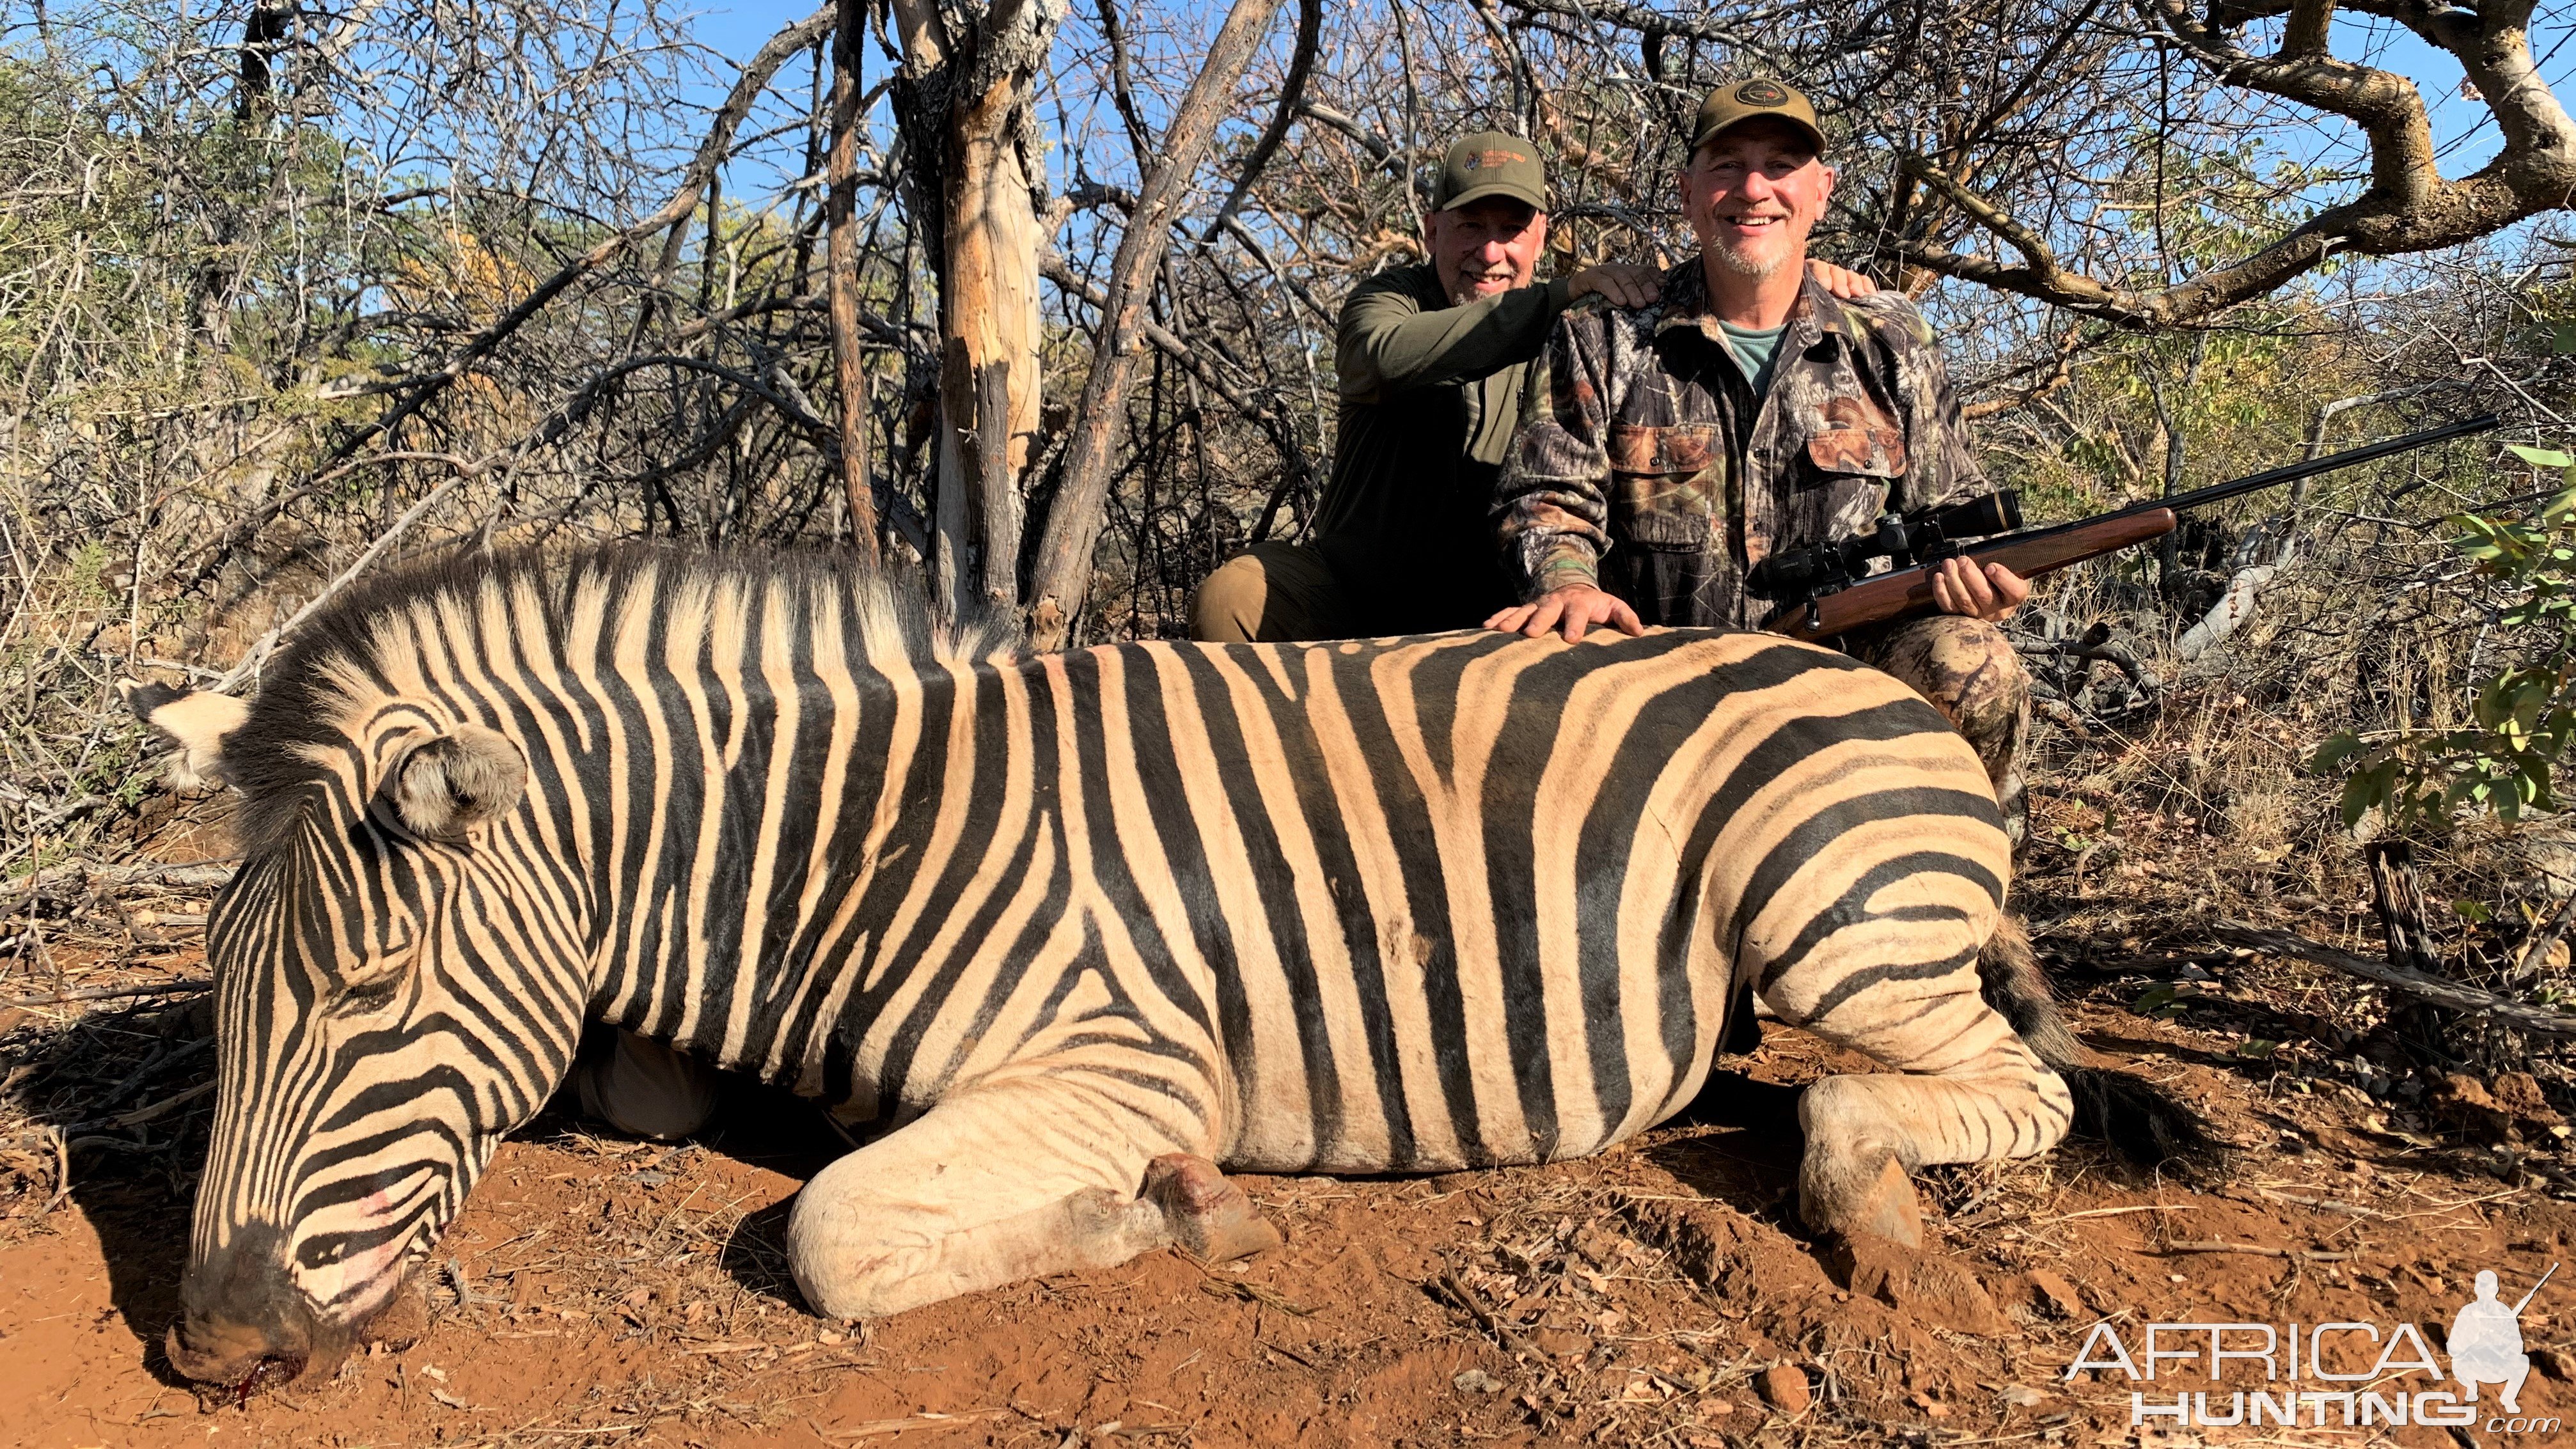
[1983,413,2502,557]
[2511,1261,2559,1317]
[2158,412,2501,516]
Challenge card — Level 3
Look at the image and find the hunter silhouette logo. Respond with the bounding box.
[2451,1263,2554,1414]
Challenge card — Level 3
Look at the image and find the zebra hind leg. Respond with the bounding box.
[1974,915,2224,1173]
[783,1073,1277,1320]
[1764,923,2078,1249]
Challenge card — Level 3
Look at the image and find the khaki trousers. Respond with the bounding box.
[1187,542,1358,644]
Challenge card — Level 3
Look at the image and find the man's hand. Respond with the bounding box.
[1930,557,2030,623]
[1804,258,1878,299]
[1566,264,1662,309]
[1484,584,1646,644]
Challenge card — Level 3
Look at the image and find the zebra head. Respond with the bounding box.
[125,648,591,1392]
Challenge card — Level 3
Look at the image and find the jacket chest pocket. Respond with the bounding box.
[1798,395,1906,491]
[1607,423,1721,550]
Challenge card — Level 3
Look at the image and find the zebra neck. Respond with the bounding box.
[583,650,997,1096]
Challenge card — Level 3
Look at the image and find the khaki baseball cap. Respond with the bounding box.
[1433,132,1548,212]
[1690,78,1826,156]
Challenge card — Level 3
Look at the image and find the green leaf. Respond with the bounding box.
[2132,983,2182,1015]
[2307,732,2364,774]
[2508,444,2576,469]
[2553,321,2576,354]
[2234,1038,2281,1059]
[2454,899,2494,923]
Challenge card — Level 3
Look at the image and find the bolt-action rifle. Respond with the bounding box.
[1748,413,2502,644]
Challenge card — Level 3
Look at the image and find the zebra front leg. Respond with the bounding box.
[1764,939,2073,1246]
[784,1070,1278,1319]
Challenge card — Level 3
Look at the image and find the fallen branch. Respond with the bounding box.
[2160,1239,2357,1261]
[2215,923,2576,1037]
[1436,1266,1535,1357]
[3,977,214,1008]
[1,862,234,911]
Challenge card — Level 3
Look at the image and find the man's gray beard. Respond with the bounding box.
[1709,242,1788,279]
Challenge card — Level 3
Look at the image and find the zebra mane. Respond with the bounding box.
[220,542,1021,849]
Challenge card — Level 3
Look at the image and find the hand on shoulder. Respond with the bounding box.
[1566,263,1663,310]
[1803,258,1879,300]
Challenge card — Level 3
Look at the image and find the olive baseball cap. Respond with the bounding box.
[1690,78,1826,155]
[1433,132,1548,212]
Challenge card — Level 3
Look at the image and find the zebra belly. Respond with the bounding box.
[1210,932,1732,1177]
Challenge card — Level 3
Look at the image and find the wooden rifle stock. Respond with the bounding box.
[1761,508,2177,643]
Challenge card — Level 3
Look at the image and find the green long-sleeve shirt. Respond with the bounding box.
[1310,264,1575,633]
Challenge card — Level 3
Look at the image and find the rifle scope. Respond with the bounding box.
[1745,490,2024,602]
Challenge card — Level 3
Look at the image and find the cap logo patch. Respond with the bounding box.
[1464,148,1527,170]
[1735,80,1789,107]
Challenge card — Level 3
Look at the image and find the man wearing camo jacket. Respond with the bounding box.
[1487,79,2036,842]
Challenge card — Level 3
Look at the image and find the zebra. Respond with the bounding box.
[125,543,2211,1393]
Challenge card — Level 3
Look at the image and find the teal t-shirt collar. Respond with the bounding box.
[1716,318,1787,393]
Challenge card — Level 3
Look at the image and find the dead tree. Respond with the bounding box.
[1889,0,2576,327]
[828,0,882,561]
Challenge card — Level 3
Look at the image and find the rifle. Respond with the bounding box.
[1750,414,2503,644]
[2511,1261,2558,1318]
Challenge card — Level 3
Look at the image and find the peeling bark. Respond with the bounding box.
[887,0,1060,617]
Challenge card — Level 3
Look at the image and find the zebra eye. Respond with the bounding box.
[336,930,418,1008]
[337,978,402,1015]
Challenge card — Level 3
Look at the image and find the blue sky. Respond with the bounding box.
[684,1,2566,187]
[693,0,819,62]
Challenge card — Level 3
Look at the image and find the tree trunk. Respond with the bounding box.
[887,0,1058,620]
[826,0,880,563]
[1022,0,1286,650]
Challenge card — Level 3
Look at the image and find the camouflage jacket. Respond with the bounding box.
[1494,262,1988,629]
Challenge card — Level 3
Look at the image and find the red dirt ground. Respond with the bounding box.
[6,986,2572,1449]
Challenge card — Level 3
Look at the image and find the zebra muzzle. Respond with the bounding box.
[166,1225,361,1392]
[164,1310,310,1394]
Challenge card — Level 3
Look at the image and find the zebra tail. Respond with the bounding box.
[1976,915,2229,1179]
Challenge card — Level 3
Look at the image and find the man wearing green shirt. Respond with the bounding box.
[1189,131,1865,642]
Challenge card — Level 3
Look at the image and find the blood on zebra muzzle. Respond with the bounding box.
[162,1221,388,1394]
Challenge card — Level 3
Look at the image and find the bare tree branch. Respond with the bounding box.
[1025,0,1289,647]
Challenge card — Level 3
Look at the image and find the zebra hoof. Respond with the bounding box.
[1142,1154,1283,1262]
[1800,1151,1925,1249]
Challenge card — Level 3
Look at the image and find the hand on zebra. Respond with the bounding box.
[1484,583,1646,644]
[1929,556,2030,623]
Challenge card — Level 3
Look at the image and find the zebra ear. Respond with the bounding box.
[119,680,249,790]
[394,727,526,841]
